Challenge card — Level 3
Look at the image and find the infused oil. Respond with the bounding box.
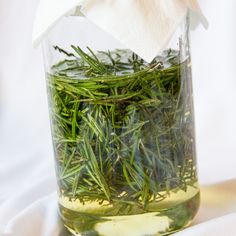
[46,47,200,236]
[59,186,200,236]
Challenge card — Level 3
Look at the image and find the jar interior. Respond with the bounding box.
[43,14,200,236]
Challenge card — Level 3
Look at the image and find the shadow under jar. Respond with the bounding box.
[42,13,200,236]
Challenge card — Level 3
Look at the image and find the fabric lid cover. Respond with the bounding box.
[33,0,207,62]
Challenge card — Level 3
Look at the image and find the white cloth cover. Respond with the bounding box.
[32,0,207,62]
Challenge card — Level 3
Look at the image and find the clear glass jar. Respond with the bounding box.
[42,13,200,236]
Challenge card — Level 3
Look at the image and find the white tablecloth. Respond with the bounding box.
[1,0,236,235]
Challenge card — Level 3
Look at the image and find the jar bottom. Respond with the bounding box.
[59,187,200,236]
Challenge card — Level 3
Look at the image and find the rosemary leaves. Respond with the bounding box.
[46,46,199,234]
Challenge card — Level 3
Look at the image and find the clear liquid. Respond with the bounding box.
[47,48,200,235]
[59,184,200,236]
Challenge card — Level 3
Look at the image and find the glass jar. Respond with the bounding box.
[42,12,200,236]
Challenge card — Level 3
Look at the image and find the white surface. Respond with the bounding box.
[0,0,236,235]
[33,0,206,62]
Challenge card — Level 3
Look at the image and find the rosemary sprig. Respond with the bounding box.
[47,46,197,211]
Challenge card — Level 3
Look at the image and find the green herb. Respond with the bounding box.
[47,46,197,210]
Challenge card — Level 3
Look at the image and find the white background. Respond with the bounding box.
[0,0,236,235]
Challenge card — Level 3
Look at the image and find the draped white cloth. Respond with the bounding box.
[1,0,236,235]
[32,0,207,62]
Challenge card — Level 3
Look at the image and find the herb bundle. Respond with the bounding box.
[47,46,197,213]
